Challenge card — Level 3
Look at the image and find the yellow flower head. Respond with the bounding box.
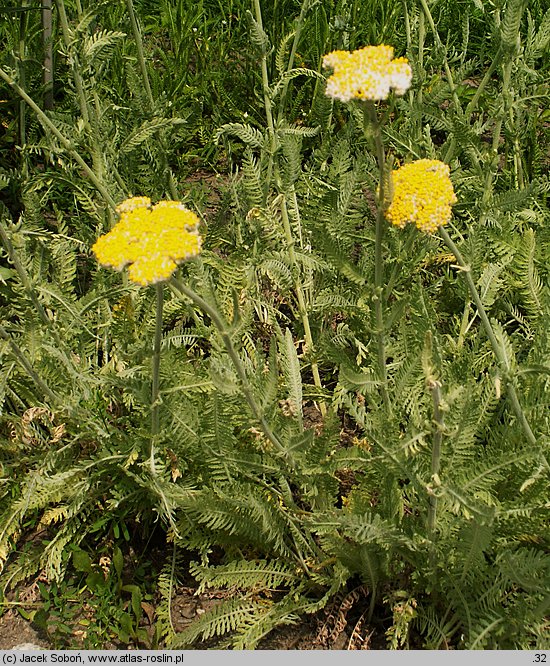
[323,45,412,102]
[92,197,202,286]
[385,159,457,235]
[115,196,151,214]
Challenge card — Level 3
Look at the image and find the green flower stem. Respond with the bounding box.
[439,226,536,446]
[170,276,291,463]
[150,283,164,471]
[125,0,153,108]
[252,0,276,197]
[384,228,416,301]
[0,223,50,327]
[0,222,90,378]
[465,46,503,122]
[42,0,54,110]
[17,0,30,149]
[0,324,59,404]
[456,301,472,350]
[417,0,461,113]
[427,378,444,536]
[402,0,412,55]
[125,0,178,200]
[365,102,392,415]
[54,0,90,126]
[480,57,513,219]
[0,67,116,211]
[416,4,425,137]
[279,194,326,417]
[276,0,310,125]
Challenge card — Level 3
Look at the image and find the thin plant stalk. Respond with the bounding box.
[402,0,412,55]
[427,378,444,536]
[276,0,310,125]
[170,276,292,464]
[55,0,108,184]
[54,0,90,126]
[0,68,116,210]
[42,0,54,110]
[150,284,164,472]
[365,102,392,415]
[125,0,153,107]
[254,0,325,411]
[0,224,50,327]
[18,0,30,150]
[0,325,59,404]
[384,228,416,301]
[480,57,513,221]
[465,46,503,121]
[438,226,536,446]
[125,0,178,199]
[279,195,326,416]
[252,0,276,198]
[415,5,425,139]
[417,0,461,112]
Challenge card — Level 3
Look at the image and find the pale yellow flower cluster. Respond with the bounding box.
[323,45,412,102]
[92,197,201,286]
[385,160,457,235]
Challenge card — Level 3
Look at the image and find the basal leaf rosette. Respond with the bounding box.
[385,160,457,235]
[92,197,202,286]
[323,44,412,102]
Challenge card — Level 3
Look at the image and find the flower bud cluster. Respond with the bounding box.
[92,198,202,286]
[323,45,412,102]
[385,160,457,235]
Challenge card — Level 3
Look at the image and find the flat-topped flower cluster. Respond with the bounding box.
[323,44,412,102]
[385,159,457,235]
[92,197,202,285]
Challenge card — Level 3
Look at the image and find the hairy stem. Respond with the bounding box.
[279,194,326,417]
[54,0,91,126]
[480,57,513,223]
[17,0,30,150]
[427,378,444,536]
[42,0,54,110]
[439,226,536,446]
[170,277,291,463]
[418,0,461,111]
[150,284,164,471]
[252,0,276,198]
[0,325,59,403]
[0,224,50,327]
[365,102,392,415]
[0,68,116,210]
[276,0,310,125]
[124,0,178,199]
[125,0,153,107]
[465,46,503,121]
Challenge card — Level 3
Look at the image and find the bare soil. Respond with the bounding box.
[0,579,380,650]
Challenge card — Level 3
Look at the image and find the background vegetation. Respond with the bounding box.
[0,0,549,650]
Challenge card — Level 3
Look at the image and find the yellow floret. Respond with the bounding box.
[93,199,202,286]
[323,44,412,102]
[385,160,457,235]
[128,254,178,286]
[115,196,152,215]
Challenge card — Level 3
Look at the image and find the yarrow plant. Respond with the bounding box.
[322,43,412,413]
[385,159,457,235]
[322,45,412,102]
[92,197,202,286]
[321,41,538,523]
